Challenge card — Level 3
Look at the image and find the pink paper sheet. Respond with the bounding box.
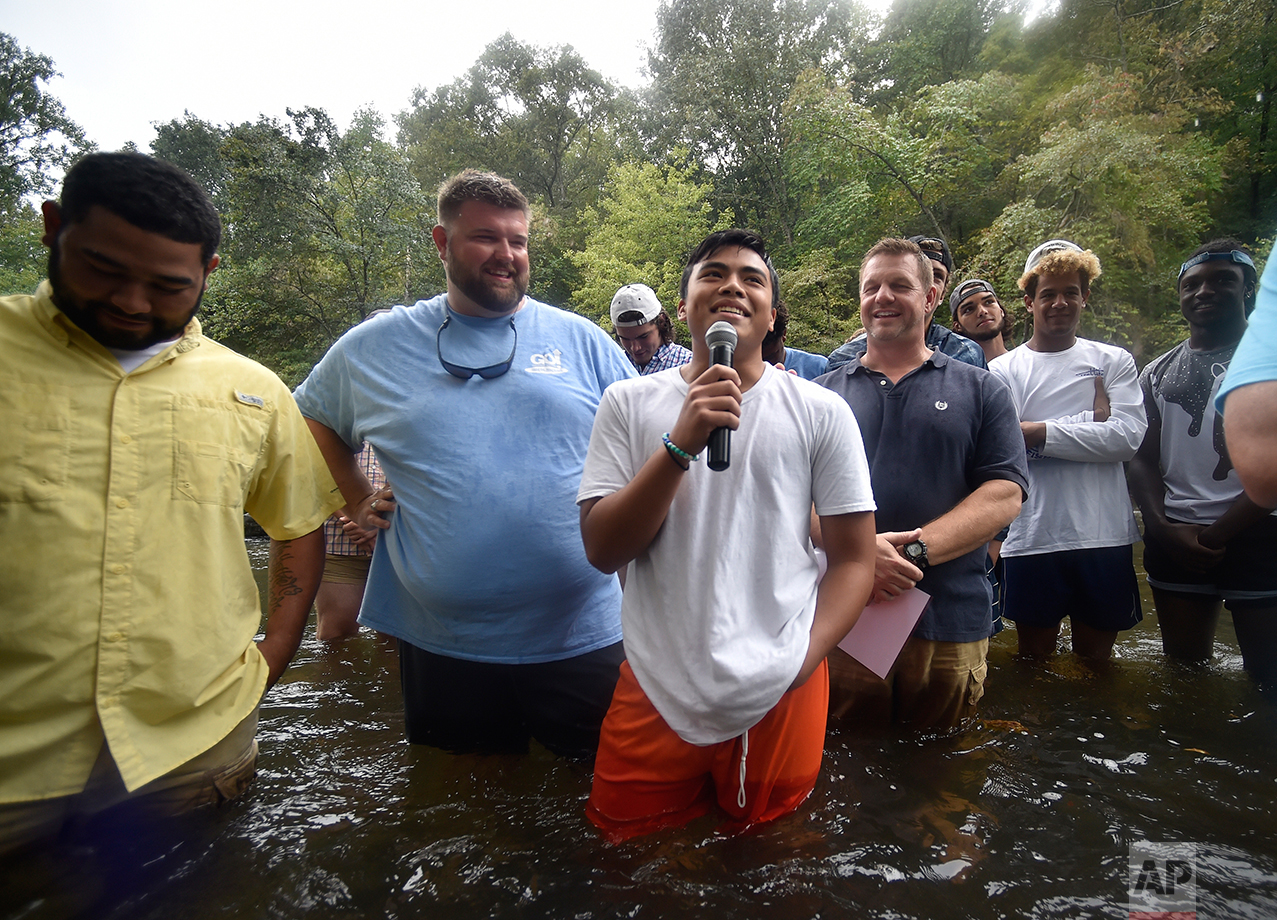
[836,588,931,679]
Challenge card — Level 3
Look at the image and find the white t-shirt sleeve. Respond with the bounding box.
[578,382,641,504]
[810,390,876,517]
[1042,349,1146,463]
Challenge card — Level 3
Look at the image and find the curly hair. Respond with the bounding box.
[1019,248,1102,298]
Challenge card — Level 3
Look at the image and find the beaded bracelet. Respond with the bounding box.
[662,432,700,465]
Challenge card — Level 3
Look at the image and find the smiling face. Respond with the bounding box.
[433,200,530,317]
[859,253,934,345]
[1178,259,1249,342]
[677,245,776,352]
[43,203,215,350]
[1025,269,1086,351]
[955,290,1006,342]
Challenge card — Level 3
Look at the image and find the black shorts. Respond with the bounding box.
[1003,545,1143,632]
[1143,515,1277,609]
[397,640,625,759]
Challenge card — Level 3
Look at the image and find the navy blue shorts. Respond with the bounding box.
[398,640,625,759]
[1003,545,1143,631]
[1143,515,1277,609]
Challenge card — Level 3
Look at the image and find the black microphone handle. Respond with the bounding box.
[708,341,734,471]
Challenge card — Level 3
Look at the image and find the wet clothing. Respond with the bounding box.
[1143,515,1277,606]
[579,364,874,744]
[827,637,988,732]
[817,352,1028,643]
[1002,546,1142,630]
[0,284,340,805]
[294,295,635,665]
[587,660,829,842]
[827,323,987,372]
[397,639,625,758]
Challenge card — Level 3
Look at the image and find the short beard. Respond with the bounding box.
[47,244,202,349]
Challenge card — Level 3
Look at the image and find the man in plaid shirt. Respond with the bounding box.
[315,442,386,639]
[610,283,692,375]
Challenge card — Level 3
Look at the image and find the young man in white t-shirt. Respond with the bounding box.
[989,240,1147,661]
[577,229,877,841]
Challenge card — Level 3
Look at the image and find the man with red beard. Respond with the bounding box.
[295,170,636,758]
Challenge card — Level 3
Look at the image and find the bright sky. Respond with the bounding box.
[9,0,902,153]
[5,0,670,151]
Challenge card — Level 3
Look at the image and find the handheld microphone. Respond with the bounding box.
[705,321,738,471]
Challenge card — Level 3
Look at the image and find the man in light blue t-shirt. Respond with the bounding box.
[295,170,635,758]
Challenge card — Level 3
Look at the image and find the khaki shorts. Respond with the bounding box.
[0,710,259,857]
[828,637,988,733]
[322,553,372,585]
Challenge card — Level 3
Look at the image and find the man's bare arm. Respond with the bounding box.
[792,511,876,688]
[1225,381,1277,508]
[305,418,395,531]
[257,529,325,689]
[916,478,1022,566]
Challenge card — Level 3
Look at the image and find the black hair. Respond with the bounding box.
[679,229,780,311]
[59,151,221,264]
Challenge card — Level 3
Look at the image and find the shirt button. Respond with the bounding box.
[116,498,129,508]
[879,379,888,386]
[120,434,132,444]
[107,632,124,642]
[112,564,126,575]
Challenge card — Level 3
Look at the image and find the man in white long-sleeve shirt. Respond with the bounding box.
[989,240,1147,661]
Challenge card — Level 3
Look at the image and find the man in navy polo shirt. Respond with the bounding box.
[818,237,1027,730]
[827,234,987,372]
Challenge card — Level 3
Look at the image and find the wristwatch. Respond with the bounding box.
[902,539,929,570]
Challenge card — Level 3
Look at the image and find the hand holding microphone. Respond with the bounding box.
[704,321,737,471]
[666,321,741,474]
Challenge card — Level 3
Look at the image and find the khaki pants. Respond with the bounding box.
[0,710,259,857]
[828,638,988,732]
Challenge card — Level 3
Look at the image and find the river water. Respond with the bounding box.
[4,539,1275,919]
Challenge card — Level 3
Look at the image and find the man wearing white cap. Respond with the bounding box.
[610,283,693,375]
[989,240,1147,661]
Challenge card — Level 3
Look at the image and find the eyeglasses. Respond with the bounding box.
[436,314,518,380]
[1178,250,1255,281]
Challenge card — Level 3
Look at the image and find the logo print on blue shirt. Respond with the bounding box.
[527,349,567,375]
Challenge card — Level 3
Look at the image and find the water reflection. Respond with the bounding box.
[4,541,1275,919]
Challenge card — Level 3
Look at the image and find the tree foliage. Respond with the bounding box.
[0,32,87,206]
[570,155,733,330]
[5,2,1275,371]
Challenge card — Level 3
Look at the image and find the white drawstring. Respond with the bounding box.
[737,729,750,809]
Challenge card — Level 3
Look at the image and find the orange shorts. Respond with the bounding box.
[587,659,829,842]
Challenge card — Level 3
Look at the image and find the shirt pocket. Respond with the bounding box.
[0,382,72,503]
[171,395,268,507]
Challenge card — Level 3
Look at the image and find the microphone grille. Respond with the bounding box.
[705,321,738,350]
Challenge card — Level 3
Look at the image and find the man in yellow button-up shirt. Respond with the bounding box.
[0,152,343,855]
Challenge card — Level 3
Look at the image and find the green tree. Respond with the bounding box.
[972,67,1226,359]
[568,155,732,330]
[195,107,434,383]
[0,201,44,294]
[645,0,878,247]
[0,33,88,206]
